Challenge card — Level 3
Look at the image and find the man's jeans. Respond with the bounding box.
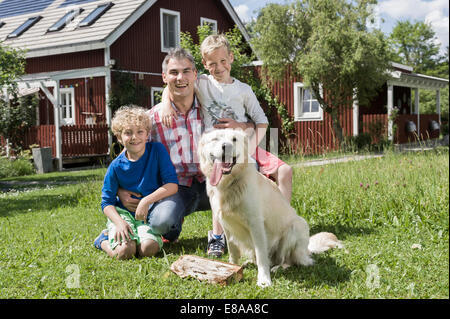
[147,180,211,241]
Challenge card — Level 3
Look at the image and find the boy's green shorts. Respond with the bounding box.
[106,206,163,251]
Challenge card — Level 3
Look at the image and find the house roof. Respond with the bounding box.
[388,70,449,90]
[0,0,250,58]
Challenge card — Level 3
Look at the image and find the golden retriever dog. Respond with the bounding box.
[198,129,342,287]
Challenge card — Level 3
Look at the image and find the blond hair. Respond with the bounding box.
[111,105,151,137]
[200,34,231,57]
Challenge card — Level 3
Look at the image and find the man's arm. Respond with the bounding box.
[135,183,178,222]
[117,188,141,212]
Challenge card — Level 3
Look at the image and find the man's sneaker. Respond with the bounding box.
[94,229,108,251]
[207,230,226,258]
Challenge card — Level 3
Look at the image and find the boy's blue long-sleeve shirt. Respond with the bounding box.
[101,141,178,215]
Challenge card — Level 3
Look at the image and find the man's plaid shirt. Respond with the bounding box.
[147,98,205,187]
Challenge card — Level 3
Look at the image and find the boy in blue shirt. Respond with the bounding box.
[98,105,178,259]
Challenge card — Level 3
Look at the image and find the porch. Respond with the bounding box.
[361,113,441,144]
[23,124,109,161]
[358,62,448,146]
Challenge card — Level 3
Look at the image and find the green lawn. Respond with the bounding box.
[0,149,448,299]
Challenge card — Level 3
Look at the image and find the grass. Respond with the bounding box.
[0,148,448,299]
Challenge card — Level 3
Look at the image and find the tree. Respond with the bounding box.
[0,42,26,90]
[0,42,36,154]
[180,24,255,81]
[389,21,449,134]
[251,0,392,143]
[389,20,441,74]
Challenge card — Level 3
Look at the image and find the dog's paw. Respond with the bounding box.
[271,264,290,273]
[257,275,272,288]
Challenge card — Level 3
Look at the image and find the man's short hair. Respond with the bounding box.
[200,34,231,56]
[162,47,197,74]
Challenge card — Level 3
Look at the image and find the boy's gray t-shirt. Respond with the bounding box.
[196,74,269,129]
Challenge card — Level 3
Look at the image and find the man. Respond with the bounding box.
[117,48,225,257]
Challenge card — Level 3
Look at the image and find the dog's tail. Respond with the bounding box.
[308,232,343,254]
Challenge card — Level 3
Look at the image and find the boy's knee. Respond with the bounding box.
[279,164,293,180]
[139,239,160,257]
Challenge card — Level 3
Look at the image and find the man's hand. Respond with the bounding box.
[213,118,247,130]
[161,107,177,128]
[117,188,141,212]
[135,200,151,222]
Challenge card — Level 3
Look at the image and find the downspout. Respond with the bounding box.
[54,79,62,171]
[104,46,113,153]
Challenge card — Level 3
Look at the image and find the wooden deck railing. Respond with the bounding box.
[361,113,440,144]
[22,124,109,158]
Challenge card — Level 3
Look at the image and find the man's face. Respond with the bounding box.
[162,57,197,100]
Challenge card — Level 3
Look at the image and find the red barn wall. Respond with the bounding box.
[257,66,354,155]
[25,49,104,74]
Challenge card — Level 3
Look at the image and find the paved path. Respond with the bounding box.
[292,154,384,167]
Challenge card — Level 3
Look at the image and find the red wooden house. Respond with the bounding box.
[0,0,249,169]
[260,61,448,155]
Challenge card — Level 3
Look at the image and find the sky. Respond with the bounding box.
[228,0,449,55]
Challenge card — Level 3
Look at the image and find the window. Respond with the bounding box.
[7,16,41,38]
[79,2,113,27]
[60,88,75,125]
[293,82,323,121]
[200,17,217,34]
[160,8,180,52]
[48,8,83,32]
[151,87,163,106]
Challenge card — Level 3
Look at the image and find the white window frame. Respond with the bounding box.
[200,17,217,33]
[160,8,180,53]
[151,87,163,106]
[293,82,323,121]
[60,87,76,125]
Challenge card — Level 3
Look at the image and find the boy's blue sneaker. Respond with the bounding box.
[94,229,108,251]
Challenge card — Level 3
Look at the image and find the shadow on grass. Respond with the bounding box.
[164,235,351,288]
[272,253,351,288]
[162,236,209,256]
[0,192,81,217]
[0,170,105,192]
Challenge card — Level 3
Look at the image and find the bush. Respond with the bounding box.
[0,152,35,179]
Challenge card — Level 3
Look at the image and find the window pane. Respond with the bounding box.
[79,2,113,27]
[302,101,310,113]
[163,14,178,48]
[311,101,319,113]
[168,15,176,47]
[48,9,82,32]
[303,89,311,101]
[8,16,41,38]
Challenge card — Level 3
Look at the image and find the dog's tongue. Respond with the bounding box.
[210,160,233,186]
[210,161,225,186]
